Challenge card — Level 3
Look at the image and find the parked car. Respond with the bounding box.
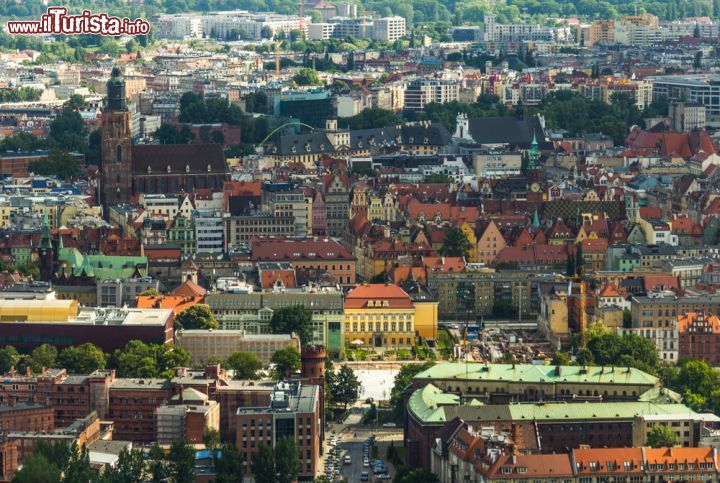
[361,471,370,481]
[382,422,397,428]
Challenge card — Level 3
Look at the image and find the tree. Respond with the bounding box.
[252,443,275,483]
[328,365,360,409]
[48,108,86,152]
[694,51,703,70]
[423,173,453,183]
[111,340,189,379]
[28,149,83,180]
[226,351,262,380]
[274,437,301,483]
[142,288,160,296]
[271,346,301,380]
[99,448,146,483]
[29,344,58,372]
[270,305,312,343]
[646,425,679,447]
[57,343,106,374]
[214,443,243,483]
[340,107,402,130]
[293,67,322,86]
[12,452,60,483]
[394,467,440,483]
[169,440,195,483]
[439,228,472,258]
[551,351,572,366]
[63,443,95,483]
[261,26,273,39]
[203,429,221,450]
[0,345,20,373]
[147,445,170,483]
[175,304,218,330]
[155,124,179,144]
[390,361,434,420]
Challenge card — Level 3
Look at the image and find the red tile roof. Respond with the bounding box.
[171,279,207,298]
[344,283,413,309]
[422,256,466,273]
[251,238,355,261]
[573,448,644,475]
[260,269,297,289]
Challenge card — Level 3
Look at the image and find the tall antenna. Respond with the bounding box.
[299,0,304,40]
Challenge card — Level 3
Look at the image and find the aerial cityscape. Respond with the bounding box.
[2,0,720,482]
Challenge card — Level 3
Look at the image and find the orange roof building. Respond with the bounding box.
[135,295,200,316]
[344,283,427,348]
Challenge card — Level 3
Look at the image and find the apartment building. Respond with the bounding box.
[651,75,720,127]
[224,214,296,246]
[404,79,460,112]
[372,16,406,41]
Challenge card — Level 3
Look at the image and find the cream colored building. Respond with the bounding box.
[174,330,300,366]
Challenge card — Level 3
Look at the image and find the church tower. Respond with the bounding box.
[100,67,132,209]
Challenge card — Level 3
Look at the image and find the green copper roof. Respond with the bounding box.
[57,247,147,280]
[408,387,704,424]
[407,384,459,424]
[413,363,659,386]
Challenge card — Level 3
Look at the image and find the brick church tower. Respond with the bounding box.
[100,67,132,208]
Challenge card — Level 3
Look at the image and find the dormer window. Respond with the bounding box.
[207,164,212,172]
[319,144,325,150]
[186,164,190,173]
[305,143,311,152]
[147,166,152,174]
[272,147,277,153]
[291,146,296,153]
[424,138,429,144]
[409,137,414,143]
[167,165,171,173]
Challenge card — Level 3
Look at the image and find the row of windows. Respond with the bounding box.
[345,322,413,332]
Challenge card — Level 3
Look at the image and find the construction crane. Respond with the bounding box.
[362,8,367,38]
[275,42,280,77]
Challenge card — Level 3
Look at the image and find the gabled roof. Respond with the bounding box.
[344,283,413,309]
[132,144,227,174]
[465,115,545,146]
[171,279,206,298]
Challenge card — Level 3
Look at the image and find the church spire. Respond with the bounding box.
[39,213,51,249]
[529,131,538,169]
[533,209,540,229]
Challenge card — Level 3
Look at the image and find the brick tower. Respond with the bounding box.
[100,67,132,209]
[301,345,327,444]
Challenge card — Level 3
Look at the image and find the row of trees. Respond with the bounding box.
[14,437,239,483]
[178,92,243,125]
[0,340,190,379]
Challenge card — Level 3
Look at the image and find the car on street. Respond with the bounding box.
[344,455,351,465]
[376,474,391,480]
[361,471,369,481]
[382,422,397,428]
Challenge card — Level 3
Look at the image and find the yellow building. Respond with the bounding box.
[0,299,79,322]
[459,222,478,263]
[344,284,420,349]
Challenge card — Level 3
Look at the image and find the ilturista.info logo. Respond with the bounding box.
[7,7,150,36]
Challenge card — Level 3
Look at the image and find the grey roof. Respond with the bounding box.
[266,132,333,156]
[466,115,544,146]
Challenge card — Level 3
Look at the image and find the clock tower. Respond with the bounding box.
[100,67,132,210]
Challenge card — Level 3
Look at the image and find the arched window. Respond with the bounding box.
[116,145,122,163]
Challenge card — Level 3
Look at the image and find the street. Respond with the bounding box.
[319,412,403,482]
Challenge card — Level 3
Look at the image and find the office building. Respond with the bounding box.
[175,330,300,366]
[237,381,321,481]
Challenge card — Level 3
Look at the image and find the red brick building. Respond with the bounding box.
[236,381,321,481]
[678,311,720,364]
[250,238,356,285]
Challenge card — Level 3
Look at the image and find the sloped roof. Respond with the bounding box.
[344,283,413,309]
[132,144,227,174]
[466,115,544,146]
